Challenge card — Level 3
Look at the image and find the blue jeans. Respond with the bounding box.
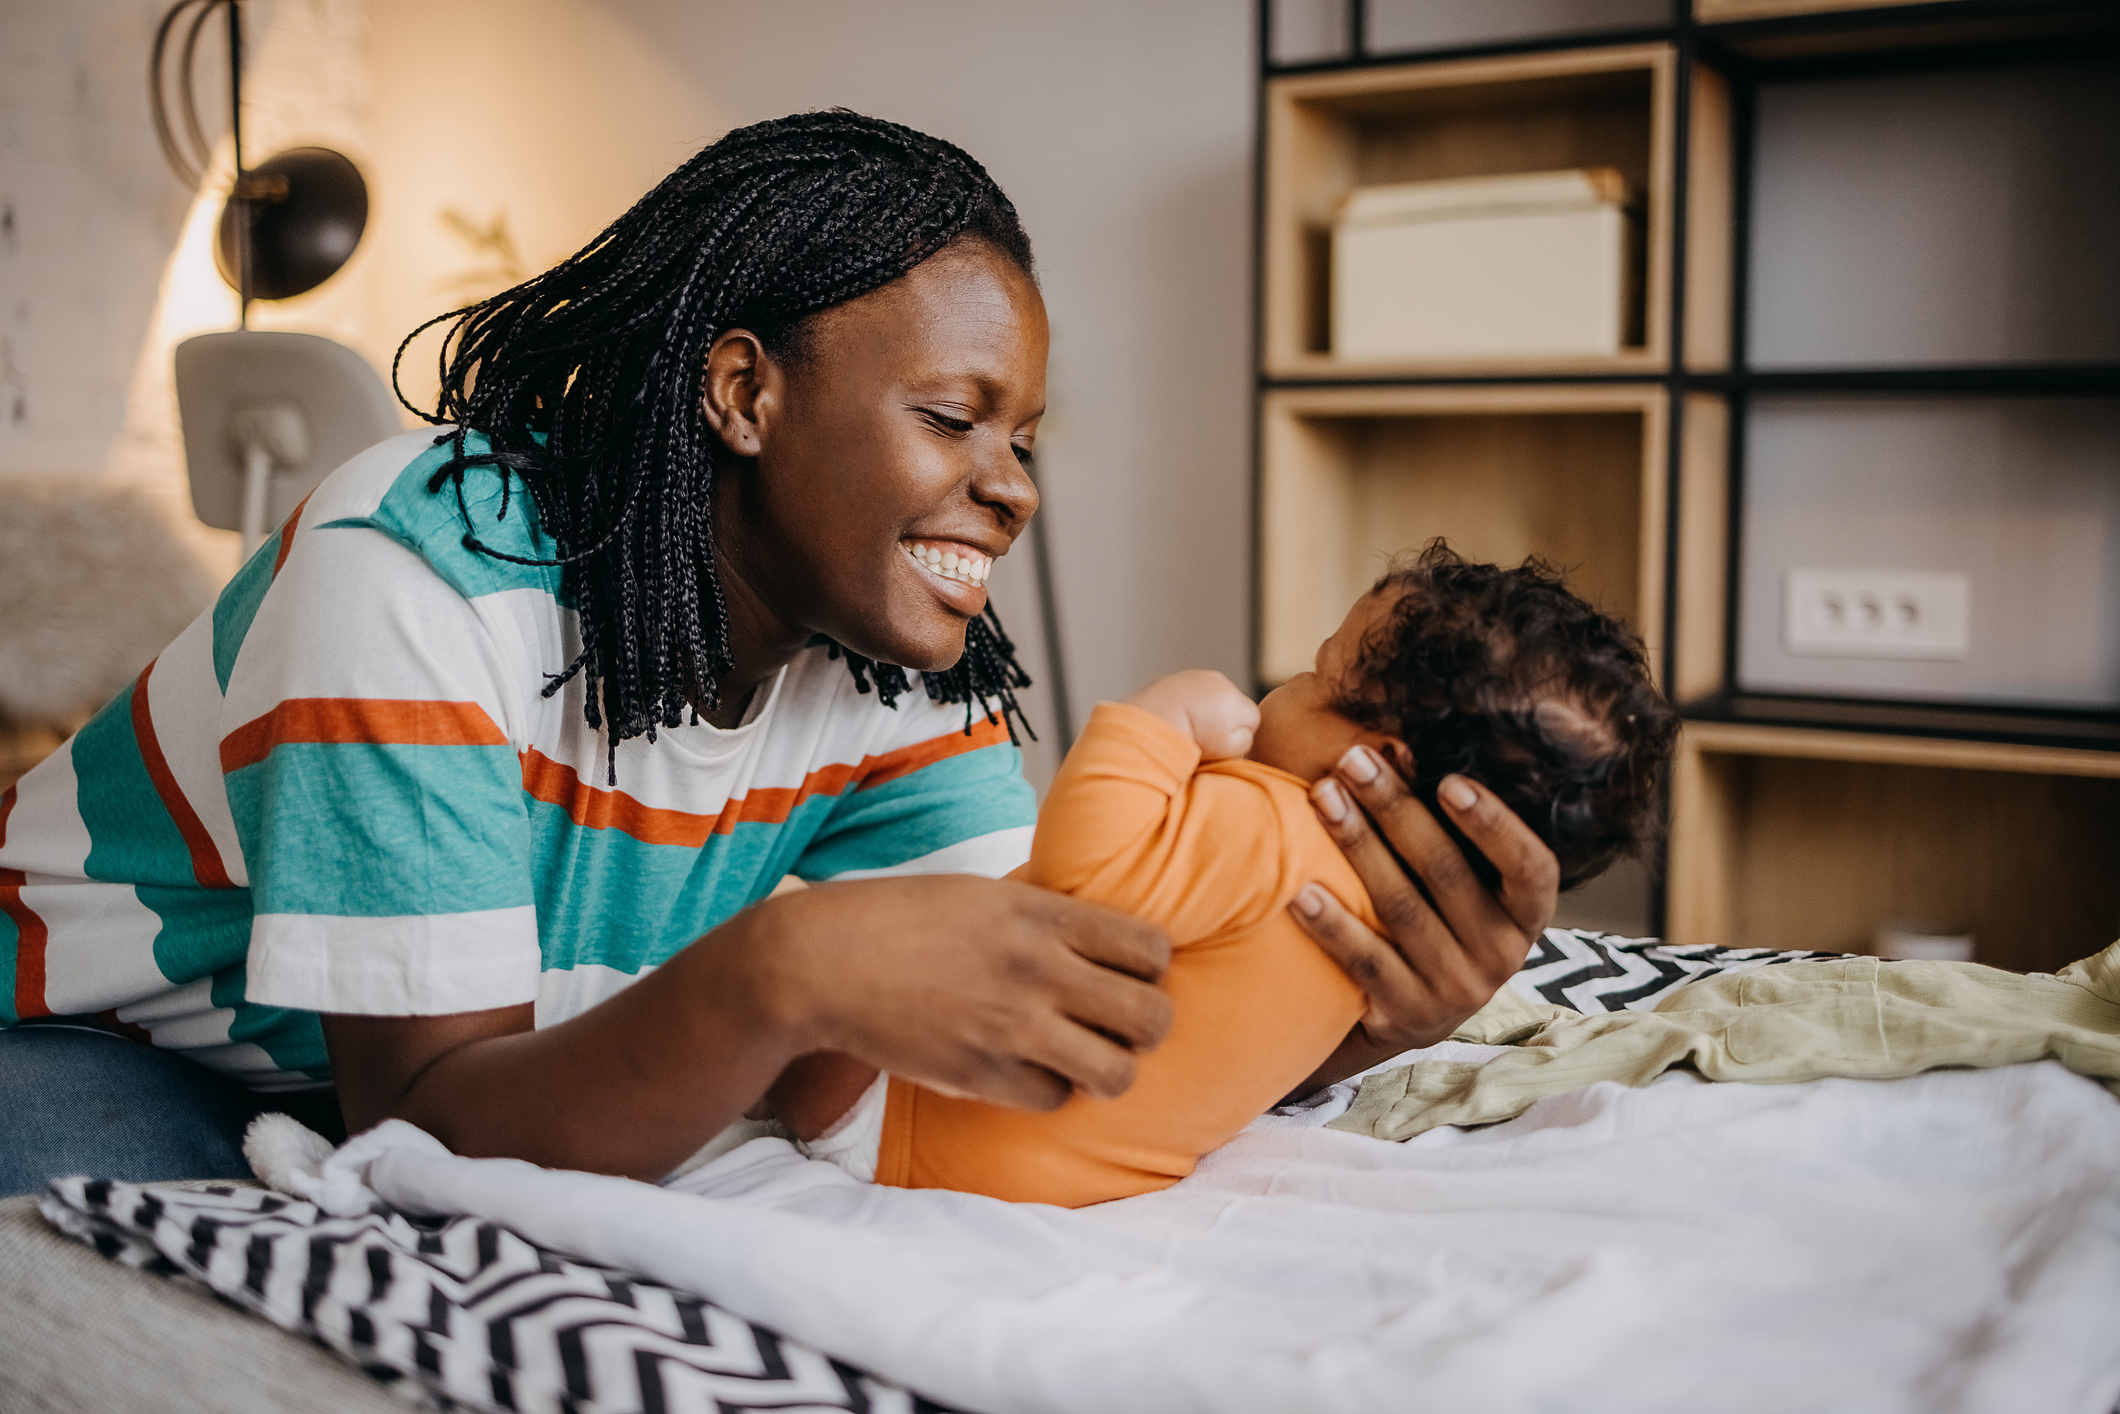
[0,1021,344,1198]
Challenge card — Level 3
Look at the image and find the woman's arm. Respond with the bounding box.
[324,873,1174,1181]
[1285,744,1559,1095]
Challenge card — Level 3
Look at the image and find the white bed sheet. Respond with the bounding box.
[307,1055,2120,1414]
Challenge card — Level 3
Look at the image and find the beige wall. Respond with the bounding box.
[5,0,1257,775]
[601,0,1259,751]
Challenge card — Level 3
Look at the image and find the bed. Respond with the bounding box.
[8,931,2120,1414]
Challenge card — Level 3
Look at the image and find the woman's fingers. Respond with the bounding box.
[1327,747,1542,977]
[1287,882,1433,1035]
[774,876,1174,1114]
[1319,750,1510,957]
[1022,887,1172,985]
[1053,944,1176,1055]
[1292,746,1562,1067]
[1433,772,1560,938]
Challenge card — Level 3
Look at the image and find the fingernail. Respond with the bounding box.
[1290,884,1325,918]
[1312,778,1350,823]
[1339,745,1379,783]
[1442,775,1477,811]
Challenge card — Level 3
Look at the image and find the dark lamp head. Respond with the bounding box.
[215,146,369,301]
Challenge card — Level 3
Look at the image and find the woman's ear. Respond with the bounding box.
[699,328,775,459]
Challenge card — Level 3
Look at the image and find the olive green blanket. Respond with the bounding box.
[1331,941,2120,1141]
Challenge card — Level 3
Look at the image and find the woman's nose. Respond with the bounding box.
[972,444,1039,530]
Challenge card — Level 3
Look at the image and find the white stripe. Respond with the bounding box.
[145,608,248,885]
[112,977,281,1083]
[248,906,541,1015]
[1,734,91,876]
[822,826,1034,881]
[534,960,655,1028]
[298,426,448,525]
[27,882,171,1015]
[221,527,520,742]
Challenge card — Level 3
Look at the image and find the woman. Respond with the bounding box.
[0,112,1558,1195]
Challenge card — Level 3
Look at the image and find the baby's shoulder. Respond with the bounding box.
[1193,762,1374,919]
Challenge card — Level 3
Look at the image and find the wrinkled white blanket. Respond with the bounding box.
[289,1056,2120,1414]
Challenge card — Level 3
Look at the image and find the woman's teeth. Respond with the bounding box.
[903,541,991,585]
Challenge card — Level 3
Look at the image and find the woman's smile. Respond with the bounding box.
[900,536,997,615]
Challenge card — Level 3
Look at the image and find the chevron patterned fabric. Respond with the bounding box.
[39,1175,960,1414]
[1512,929,1846,1015]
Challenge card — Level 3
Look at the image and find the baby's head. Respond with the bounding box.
[1251,540,1678,891]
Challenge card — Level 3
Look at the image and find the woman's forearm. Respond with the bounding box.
[324,876,1175,1181]
[328,908,810,1182]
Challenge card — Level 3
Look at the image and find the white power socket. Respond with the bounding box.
[1783,567,1971,660]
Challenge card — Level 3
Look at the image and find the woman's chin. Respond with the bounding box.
[834,621,970,675]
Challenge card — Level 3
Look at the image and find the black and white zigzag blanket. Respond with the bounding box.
[40,932,2120,1414]
[40,1175,955,1413]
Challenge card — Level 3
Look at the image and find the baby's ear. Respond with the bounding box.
[1378,738,1416,781]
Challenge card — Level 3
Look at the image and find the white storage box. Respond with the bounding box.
[1331,168,1632,360]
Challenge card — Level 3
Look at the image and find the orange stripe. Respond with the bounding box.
[131,661,234,889]
[518,749,727,847]
[1,785,51,1021]
[270,491,313,579]
[857,712,1009,792]
[519,715,1011,845]
[96,1007,154,1045]
[220,698,510,774]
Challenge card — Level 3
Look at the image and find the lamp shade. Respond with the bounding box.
[215,146,369,301]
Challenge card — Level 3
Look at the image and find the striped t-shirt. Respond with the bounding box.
[0,429,1036,1090]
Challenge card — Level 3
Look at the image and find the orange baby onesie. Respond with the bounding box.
[874,700,1375,1207]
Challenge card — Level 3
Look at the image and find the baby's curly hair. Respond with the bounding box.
[1333,540,1679,892]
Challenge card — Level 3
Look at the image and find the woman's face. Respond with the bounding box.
[707,239,1047,674]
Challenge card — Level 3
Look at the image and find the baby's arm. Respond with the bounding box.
[1122,669,1259,761]
[1027,672,1257,898]
[778,674,1258,1146]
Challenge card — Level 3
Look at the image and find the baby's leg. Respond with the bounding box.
[769,1052,881,1141]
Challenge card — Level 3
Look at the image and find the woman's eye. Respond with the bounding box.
[1012,444,1036,468]
[922,409,975,435]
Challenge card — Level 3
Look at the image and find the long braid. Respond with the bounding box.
[394,111,1039,761]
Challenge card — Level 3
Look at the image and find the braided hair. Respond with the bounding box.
[392,110,1037,763]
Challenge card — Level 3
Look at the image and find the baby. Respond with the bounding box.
[772,540,1678,1206]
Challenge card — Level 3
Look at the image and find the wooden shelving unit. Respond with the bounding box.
[1254,0,2120,957]
[1258,384,1667,682]
[1261,45,1682,381]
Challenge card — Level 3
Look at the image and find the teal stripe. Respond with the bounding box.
[74,684,199,890]
[209,960,329,1077]
[210,530,286,693]
[0,894,18,1027]
[796,744,1034,880]
[324,432,568,605]
[137,882,255,997]
[71,685,266,1004]
[525,791,844,976]
[226,742,532,918]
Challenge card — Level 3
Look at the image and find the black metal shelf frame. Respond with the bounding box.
[1251,0,2120,736]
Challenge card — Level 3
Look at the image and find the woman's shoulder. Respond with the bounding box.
[300,427,566,605]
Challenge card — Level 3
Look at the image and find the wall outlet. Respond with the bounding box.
[1783,568,1970,660]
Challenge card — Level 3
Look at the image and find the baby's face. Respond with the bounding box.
[1248,588,1407,783]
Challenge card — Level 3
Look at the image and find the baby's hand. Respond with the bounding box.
[1125,670,1260,760]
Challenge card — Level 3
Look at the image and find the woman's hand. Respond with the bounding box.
[1124,669,1260,760]
[324,873,1173,1180]
[749,874,1175,1113]
[1287,744,1558,1093]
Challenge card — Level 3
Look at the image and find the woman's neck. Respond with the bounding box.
[695,548,809,729]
